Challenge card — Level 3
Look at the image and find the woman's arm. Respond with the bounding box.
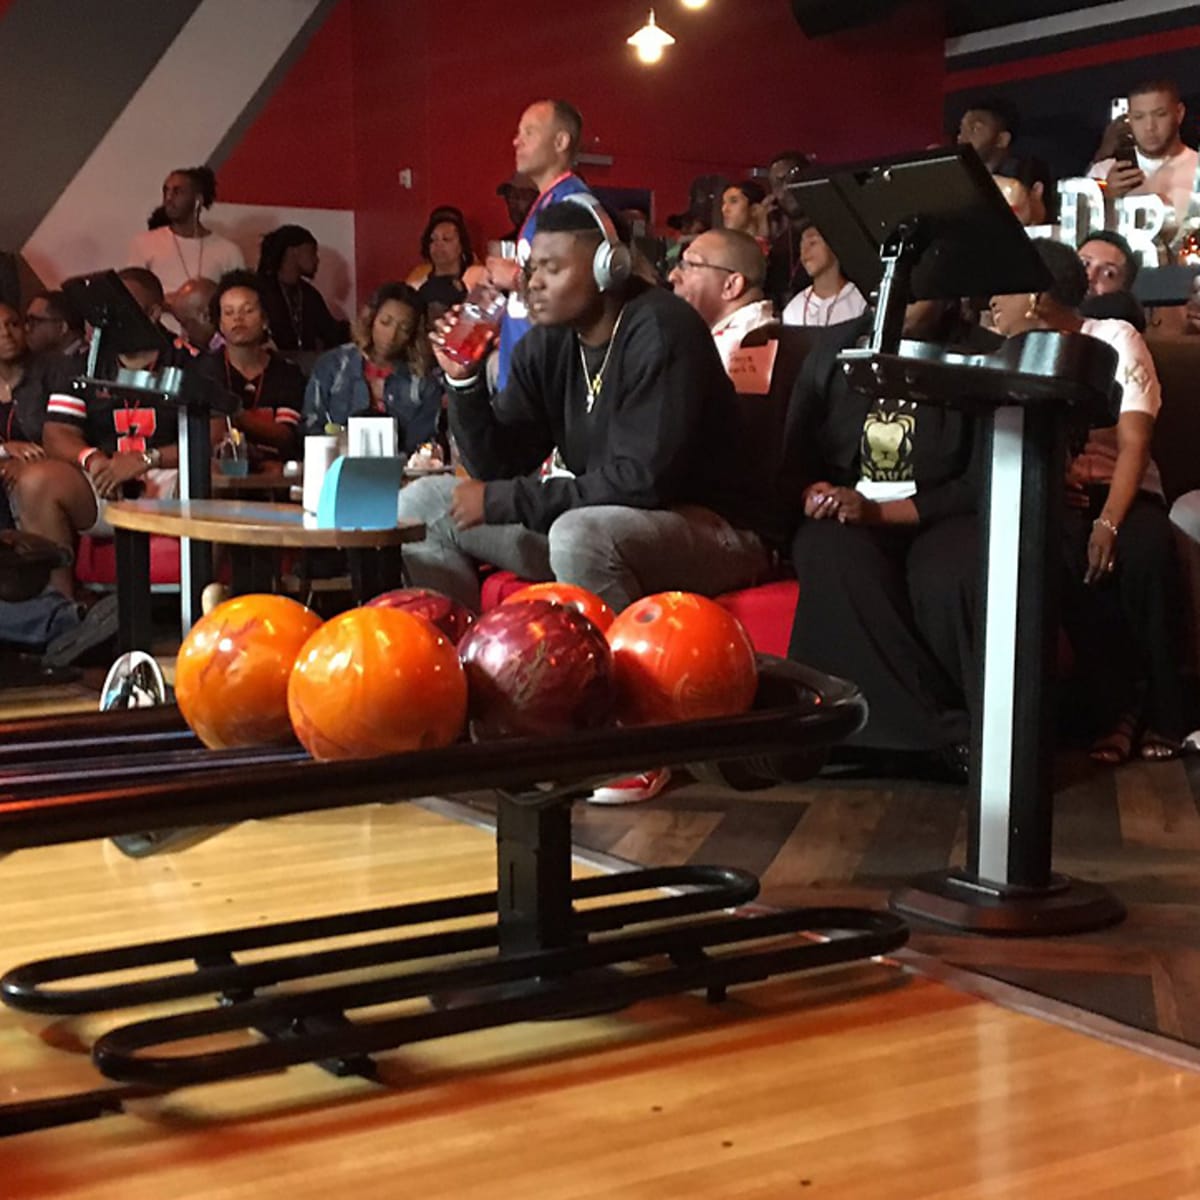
[1101,410,1154,529]
[1084,410,1154,582]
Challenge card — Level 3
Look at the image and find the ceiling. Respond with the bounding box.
[945,1,1123,37]
[792,1,1150,39]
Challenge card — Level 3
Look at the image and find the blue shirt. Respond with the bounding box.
[496,172,592,389]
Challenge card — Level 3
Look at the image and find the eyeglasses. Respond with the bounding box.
[24,314,61,327]
[676,257,736,275]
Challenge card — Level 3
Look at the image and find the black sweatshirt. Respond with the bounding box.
[784,315,1001,527]
[449,283,774,539]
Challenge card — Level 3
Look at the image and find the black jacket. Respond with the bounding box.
[450,283,774,539]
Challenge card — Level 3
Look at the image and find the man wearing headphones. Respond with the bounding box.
[400,197,773,617]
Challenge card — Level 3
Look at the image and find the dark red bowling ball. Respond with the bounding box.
[457,599,615,739]
[367,587,476,644]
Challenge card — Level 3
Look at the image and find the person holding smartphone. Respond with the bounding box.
[1088,79,1199,232]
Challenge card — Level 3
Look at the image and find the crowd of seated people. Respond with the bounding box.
[2,79,1199,789]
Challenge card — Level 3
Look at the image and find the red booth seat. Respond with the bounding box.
[75,534,181,589]
[478,569,800,658]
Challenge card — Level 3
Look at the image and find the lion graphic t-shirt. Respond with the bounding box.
[857,396,918,502]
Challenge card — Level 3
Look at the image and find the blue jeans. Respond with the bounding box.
[0,587,79,649]
[396,475,770,612]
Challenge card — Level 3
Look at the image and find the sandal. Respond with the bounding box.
[1138,730,1181,762]
[1089,713,1138,766]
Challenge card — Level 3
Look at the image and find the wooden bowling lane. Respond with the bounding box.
[2,803,1200,1198]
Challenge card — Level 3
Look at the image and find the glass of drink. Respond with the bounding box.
[439,284,506,368]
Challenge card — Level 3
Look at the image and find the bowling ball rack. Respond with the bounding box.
[0,657,908,1137]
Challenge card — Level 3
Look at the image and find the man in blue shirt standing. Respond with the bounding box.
[488,99,592,388]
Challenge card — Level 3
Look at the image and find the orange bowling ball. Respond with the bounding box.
[175,594,322,750]
[288,606,467,760]
[606,591,758,726]
[502,581,614,632]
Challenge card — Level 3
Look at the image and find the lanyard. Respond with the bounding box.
[522,173,577,239]
[225,349,267,409]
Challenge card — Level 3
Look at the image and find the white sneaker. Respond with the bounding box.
[201,582,231,615]
[587,768,671,806]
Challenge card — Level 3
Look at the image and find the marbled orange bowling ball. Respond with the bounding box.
[606,592,758,726]
[175,594,322,749]
[288,606,467,760]
[502,581,615,632]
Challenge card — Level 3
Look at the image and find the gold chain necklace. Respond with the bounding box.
[170,225,204,281]
[577,306,627,414]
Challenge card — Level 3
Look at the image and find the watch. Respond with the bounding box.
[141,448,162,469]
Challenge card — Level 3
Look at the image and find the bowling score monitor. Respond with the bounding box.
[60,270,234,417]
[788,145,1051,307]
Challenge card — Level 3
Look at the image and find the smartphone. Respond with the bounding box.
[1110,97,1138,167]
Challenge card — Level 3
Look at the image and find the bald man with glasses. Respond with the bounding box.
[668,229,777,370]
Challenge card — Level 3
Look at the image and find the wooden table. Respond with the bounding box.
[105,499,425,651]
[209,470,299,498]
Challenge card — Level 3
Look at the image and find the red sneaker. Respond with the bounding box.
[587,768,672,806]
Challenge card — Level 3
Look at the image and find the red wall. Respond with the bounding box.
[349,0,946,298]
[218,0,946,301]
[219,0,357,210]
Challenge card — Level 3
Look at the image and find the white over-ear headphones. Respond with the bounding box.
[561,193,633,292]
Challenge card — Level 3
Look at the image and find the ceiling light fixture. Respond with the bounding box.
[680,0,709,9]
[627,9,676,64]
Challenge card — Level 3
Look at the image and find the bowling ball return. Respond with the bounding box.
[0,657,908,1136]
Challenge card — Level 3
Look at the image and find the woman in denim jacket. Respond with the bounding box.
[303,282,443,454]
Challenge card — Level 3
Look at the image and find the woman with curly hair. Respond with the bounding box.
[302,282,442,455]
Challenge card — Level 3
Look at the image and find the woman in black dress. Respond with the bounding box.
[786,300,999,763]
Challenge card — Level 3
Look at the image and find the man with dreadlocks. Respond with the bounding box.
[256,224,348,352]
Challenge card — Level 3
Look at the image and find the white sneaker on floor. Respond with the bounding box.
[587,768,672,806]
[201,582,230,615]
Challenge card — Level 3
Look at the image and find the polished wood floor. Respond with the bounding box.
[504,751,1200,1048]
[3,803,1200,1198]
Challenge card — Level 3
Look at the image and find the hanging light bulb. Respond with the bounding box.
[627,9,676,64]
[680,0,709,9]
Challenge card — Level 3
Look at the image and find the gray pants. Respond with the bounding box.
[397,475,771,612]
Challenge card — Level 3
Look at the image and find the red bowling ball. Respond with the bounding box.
[606,591,758,726]
[502,581,615,632]
[367,586,476,644]
[457,599,615,739]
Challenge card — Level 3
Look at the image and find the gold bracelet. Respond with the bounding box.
[1093,516,1119,536]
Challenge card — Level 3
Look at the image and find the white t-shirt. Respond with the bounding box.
[710,299,777,371]
[1088,145,1200,231]
[1074,316,1163,495]
[128,225,246,296]
[781,281,868,328]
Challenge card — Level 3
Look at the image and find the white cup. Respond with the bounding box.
[348,415,398,459]
[302,435,339,514]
